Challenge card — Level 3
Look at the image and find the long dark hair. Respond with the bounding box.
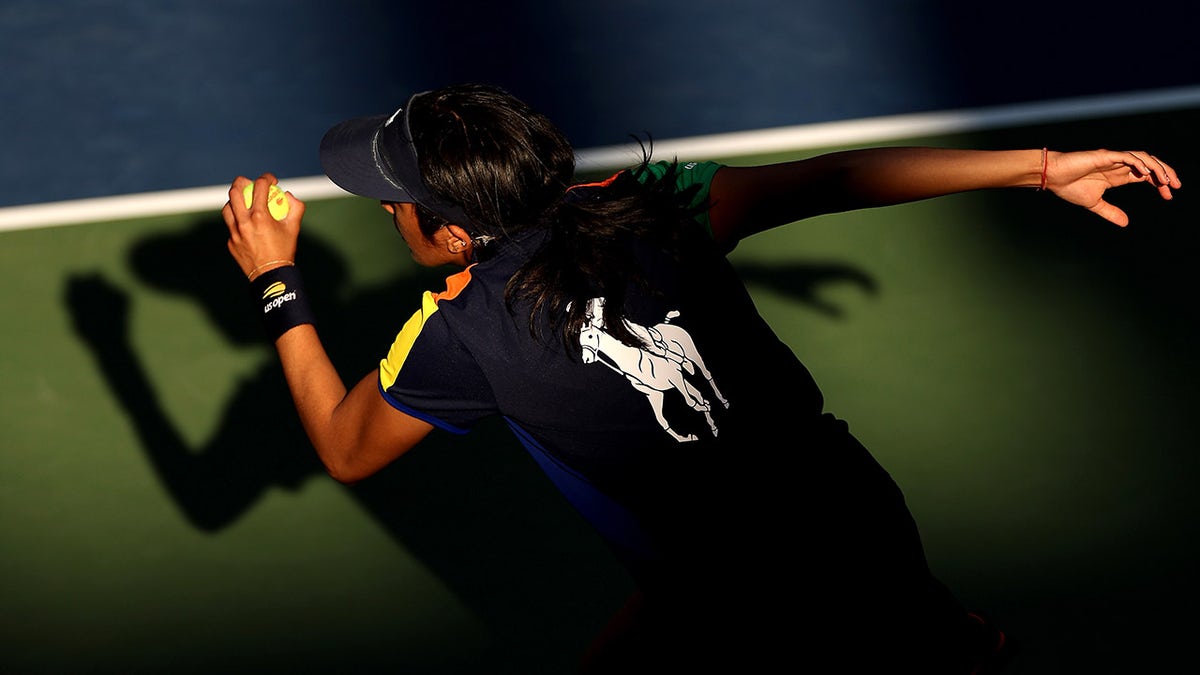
[409,84,706,354]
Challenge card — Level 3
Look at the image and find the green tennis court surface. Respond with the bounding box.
[2,108,1196,673]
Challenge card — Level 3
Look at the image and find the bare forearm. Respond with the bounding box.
[708,145,1179,242]
[274,328,391,483]
[225,175,432,484]
[274,325,354,470]
[820,147,1044,204]
[709,147,1044,244]
[273,325,431,483]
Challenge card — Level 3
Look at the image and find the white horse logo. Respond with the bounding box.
[577,297,729,443]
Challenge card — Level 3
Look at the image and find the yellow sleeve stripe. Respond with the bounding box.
[377,267,475,390]
[379,290,440,390]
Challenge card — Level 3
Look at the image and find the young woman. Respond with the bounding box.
[224,83,1179,673]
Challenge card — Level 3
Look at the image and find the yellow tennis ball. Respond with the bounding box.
[243,182,290,220]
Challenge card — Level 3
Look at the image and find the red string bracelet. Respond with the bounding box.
[1038,147,1048,191]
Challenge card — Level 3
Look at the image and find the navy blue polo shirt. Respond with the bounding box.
[376,160,826,570]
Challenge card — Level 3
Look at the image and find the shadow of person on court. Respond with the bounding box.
[64,214,878,670]
[65,234,323,532]
[64,216,634,670]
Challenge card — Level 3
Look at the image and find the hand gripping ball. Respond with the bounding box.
[243,182,290,220]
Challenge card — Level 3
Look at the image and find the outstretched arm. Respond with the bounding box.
[707,147,1181,247]
[222,174,433,484]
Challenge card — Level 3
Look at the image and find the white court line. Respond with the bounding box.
[3,85,1198,233]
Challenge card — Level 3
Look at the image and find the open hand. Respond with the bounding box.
[1047,149,1181,227]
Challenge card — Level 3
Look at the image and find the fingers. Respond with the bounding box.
[1123,151,1181,199]
[1048,148,1178,228]
[281,188,304,222]
[249,173,280,213]
[225,173,296,232]
[226,173,279,207]
[226,175,251,213]
[224,175,251,238]
[1090,198,1130,228]
[229,173,280,215]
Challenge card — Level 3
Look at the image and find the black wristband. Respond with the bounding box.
[249,265,316,341]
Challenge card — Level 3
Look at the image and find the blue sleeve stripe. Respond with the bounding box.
[376,377,471,435]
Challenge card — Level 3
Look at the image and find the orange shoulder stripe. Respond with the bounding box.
[431,265,474,303]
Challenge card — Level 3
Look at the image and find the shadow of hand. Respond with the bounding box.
[734,260,878,317]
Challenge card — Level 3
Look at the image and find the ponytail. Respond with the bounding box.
[506,157,707,355]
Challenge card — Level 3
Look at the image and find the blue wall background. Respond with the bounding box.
[3,0,1198,208]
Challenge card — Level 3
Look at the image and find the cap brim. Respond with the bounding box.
[318,114,415,203]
